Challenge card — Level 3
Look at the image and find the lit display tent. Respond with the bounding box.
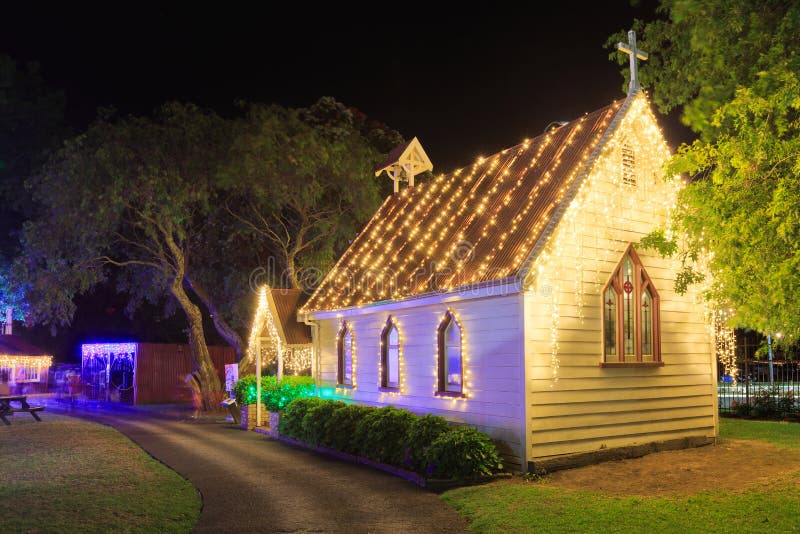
[81,341,235,404]
[0,335,53,394]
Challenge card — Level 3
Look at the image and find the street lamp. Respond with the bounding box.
[767,332,782,385]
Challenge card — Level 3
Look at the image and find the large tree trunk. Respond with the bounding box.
[183,274,244,361]
[183,274,255,377]
[171,277,223,411]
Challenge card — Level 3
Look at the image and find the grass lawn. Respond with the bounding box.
[719,417,800,449]
[0,413,200,533]
[442,419,800,533]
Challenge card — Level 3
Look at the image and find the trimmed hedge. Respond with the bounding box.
[279,398,503,480]
[233,375,315,412]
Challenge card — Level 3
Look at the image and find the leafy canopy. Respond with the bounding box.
[612,1,800,340]
[17,102,232,328]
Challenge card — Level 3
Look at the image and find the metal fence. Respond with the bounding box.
[718,359,799,416]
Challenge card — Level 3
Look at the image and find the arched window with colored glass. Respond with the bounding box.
[602,245,661,364]
[337,323,354,386]
[380,317,400,389]
[437,311,463,394]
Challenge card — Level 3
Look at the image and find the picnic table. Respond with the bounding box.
[0,395,44,425]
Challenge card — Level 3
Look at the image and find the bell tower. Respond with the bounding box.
[375,137,433,193]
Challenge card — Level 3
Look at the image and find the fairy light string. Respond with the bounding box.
[304,91,728,385]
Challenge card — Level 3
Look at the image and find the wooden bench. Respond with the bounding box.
[0,395,45,425]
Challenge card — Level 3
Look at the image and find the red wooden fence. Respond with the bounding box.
[134,343,235,404]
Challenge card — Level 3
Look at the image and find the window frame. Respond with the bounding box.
[336,322,354,387]
[600,245,663,367]
[437,310,465,396]
[380,316,401,390]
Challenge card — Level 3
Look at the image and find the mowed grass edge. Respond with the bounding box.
[0,413,200,533]
[441,419,800,533]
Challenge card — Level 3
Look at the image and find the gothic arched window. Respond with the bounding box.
[437,311,463,394]
[380,317,400,389]
[602,246,660,364]
[337,322,354,386]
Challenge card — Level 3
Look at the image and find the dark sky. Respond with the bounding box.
[2,2,696,358]
[2,2,690,173]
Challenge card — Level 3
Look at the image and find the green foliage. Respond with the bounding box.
[263,375,315,412]
[324,403,372,454]
[751,386,798,419]
[225,98,404,291]
[352,405,417,466]
[0,55,65,321]
[233,374,258,405]
[233,374,315,411]
[638,229,705,295]
[732,400,752,417]
[611,2,800,339]
[278,398,502,479]
[425,426,503,480]
[406,414,452,471]
[19,102,234,328]
[637,229,678,258]
[16,95,403,379]
[730,387,799,419]
[301,400,346,446]
[277,397,328,440]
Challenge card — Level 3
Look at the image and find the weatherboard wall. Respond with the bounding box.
[313,291,526,470]
[522,96,718,462]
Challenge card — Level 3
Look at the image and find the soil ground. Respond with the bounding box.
[534,439,800,496]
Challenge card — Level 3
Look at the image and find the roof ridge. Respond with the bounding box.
[516,92,637,285]
[302,95,636,313]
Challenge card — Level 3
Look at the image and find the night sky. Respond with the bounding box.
[3,2,694,360]
[2,2,689,174]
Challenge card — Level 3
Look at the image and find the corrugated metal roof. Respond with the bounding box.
[0,335,51,357]
[269,289,312,345]
[304,99,624,313]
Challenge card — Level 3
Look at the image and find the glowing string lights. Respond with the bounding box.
[248,285,312,376]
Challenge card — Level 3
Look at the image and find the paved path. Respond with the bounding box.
[48,403,469,533]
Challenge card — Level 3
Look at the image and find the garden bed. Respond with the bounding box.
[258,431,511,489]
[539,437,800,495]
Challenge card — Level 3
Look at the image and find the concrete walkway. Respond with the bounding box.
[46,402,469,533]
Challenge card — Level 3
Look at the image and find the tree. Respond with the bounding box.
[0,56,65,328]
[204,97,404,372]
[17,103,233,408]
[228,98,403,290]
[611,1,800,341]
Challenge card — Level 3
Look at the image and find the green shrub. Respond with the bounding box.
[732,399,752,417]
[752,387,780,418]
[302,400,346,446]
[425,426,503,480]
[353,406,416,465]
[278,397,327,440]
[278,398,503,480]
[233,374,315,410]
[233,374,257,405]
[264,375,315,412]
[406,414,451,471]
[778,390,797,418]
[323,404,372,454]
